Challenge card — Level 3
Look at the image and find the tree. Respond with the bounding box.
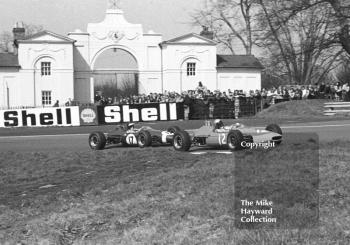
[335,56,350,83]
[23,23,44,37]
[256,0,343,84]
[0,31,13,52]
[274,0,350,56]
[0,23,43,53]
[192,0,257,54]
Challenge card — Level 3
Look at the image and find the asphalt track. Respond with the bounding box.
[0,120,350,152]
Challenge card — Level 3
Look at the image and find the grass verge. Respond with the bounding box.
[0,138,349,244]
[256,99,350,120]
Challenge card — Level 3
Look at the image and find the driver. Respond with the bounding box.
[213,119,225,132]
[127,123,135,132]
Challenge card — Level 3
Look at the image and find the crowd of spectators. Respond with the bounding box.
[262,82,350,102]
[94,81,350,106]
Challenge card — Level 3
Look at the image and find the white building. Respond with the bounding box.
[0,5,263,109]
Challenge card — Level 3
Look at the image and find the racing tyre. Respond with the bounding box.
[265,124,282,135]
[227,130,244,151]
[173,130,191,151]
[121,136,129,147]
[167,126,181,134]
[89,131,106,150]
[265,124,282,145]
[138,131,152,147]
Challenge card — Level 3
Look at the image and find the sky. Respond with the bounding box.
[0,0,204,40]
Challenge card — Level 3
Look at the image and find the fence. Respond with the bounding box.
[0,100,262,128]
[186,97,266,120]
[323,101,350,116]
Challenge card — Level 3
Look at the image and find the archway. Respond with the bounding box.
[92,47,139,103]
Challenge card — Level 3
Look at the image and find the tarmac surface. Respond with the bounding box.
[0,120,350,152]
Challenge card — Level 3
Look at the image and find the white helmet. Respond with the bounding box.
[127,123,135,130]
[214,119,224,129]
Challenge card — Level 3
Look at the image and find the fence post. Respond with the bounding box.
[184,105,189,120]
[234,96,240,119]
[209,103,214,119]
[254,99,257,115]
[271,96,276,105]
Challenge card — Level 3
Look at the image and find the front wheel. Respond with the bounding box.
[227,130,244,151]
[138,131,152,147]
[265,124,282,145]
[89,131,106,150]
[265,124,282,135]
[173,131,191,151]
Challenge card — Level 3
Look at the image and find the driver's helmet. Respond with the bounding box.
[235,122,241,128]
[214,119,224,129]
[127,123,135,130]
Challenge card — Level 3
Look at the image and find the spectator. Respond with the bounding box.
[94,91,102,102]
[325,83,331,99]
[196,81,207,93]
[335,82,342,101]
[319,82,326,98]
[65,98,73,106]
[53,100,59,107]
[342,82,350,101]
[302,86,309,99]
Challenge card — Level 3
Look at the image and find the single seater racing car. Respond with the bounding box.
[172,119,282,151]
[88,123,180,150]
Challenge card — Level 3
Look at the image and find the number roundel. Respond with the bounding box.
[125,134,137,145]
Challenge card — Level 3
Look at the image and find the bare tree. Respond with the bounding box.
[23,23,44,37]
[0,31,13,52]
[273,0,350,56]
[256,0,343,84]
[192,0,257,54]
[335,56,350,83]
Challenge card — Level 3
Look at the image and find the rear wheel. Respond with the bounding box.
[173,131,191,151]
[167,126,181,134]
[138,131,152,147]
[121,136,129,147]
[89,131,106,150]
[227,130,244,151]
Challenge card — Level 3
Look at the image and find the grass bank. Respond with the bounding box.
[0,136,349,244]
[256,99,350,120]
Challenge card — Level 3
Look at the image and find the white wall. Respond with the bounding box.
[16,41,74,107]
[0,70,19,109]
[161,43,217,93]
[217,68,261,92]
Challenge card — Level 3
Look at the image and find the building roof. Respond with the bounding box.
[217,55,264,69]
[19,30,76,43]
[161,33,217,46]
[0,53,20,68]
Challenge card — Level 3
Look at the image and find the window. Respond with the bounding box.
[42,91,52,105]
[187,62,196,76]
[41,62,51,76]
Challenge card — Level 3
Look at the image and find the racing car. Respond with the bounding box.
[172,119,282,151]
[88,123,180,150]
